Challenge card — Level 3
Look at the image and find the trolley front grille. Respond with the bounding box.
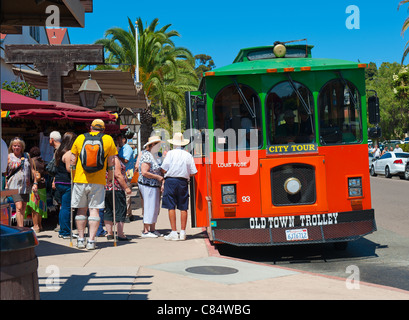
[271,163,316,206]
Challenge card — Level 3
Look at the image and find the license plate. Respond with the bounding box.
[285,228,309,241]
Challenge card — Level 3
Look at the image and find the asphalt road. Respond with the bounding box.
[218,176,409,291]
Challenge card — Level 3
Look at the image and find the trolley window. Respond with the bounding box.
[266,81,315,145]
[318,79,362,145]
[213,84,262,150]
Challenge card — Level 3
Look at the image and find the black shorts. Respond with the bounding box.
[161,177,189,211]
[104,190,126,222]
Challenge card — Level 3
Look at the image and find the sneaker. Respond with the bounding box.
[86,241,96,250]
[179,232,186,241]
[164,232,179,241]
[141,232,158,238]
[58,234,70,239]
[77,239,86,249]
[152,230,163,237]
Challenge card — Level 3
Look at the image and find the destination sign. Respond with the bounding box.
[267,143,318,155]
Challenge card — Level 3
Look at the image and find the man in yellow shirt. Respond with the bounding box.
[71,119,118,249]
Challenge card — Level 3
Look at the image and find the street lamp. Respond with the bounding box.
[78,75,102,109]
[103,94,119,112]
[119,108,141,134]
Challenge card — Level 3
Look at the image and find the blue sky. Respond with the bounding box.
[68,0,408,68]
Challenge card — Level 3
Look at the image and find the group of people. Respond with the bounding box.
[1,118,197,250]
[370,143,404,158]
[138,132,197,241]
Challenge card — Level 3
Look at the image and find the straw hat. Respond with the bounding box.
[143,135,162,149]
[168,132,189,146]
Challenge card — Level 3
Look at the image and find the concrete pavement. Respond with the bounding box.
[34,190,409,300]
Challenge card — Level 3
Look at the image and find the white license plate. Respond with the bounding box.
[285,228,309,241]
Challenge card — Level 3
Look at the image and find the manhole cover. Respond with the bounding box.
[185,265,239,275]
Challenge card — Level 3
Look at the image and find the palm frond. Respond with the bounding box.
[402,17,409,36]
[398,0,409,10]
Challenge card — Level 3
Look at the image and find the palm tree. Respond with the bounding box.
[398,0,409,63]
[95,17,198,143]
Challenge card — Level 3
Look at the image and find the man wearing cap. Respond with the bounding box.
[70,119,118,249]
[161,132,197,241]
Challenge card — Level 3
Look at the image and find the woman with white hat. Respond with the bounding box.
[137,136,164,237]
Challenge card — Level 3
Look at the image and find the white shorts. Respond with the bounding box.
[71,183,105,209]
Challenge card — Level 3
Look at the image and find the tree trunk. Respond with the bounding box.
[140,107,153,146]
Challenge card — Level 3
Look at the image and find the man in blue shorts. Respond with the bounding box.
[161,132,197,241]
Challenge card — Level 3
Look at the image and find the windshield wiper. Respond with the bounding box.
[230,76,256,119]
[285,73,312,116]
[336,71,358,109]
[336,71,362,133]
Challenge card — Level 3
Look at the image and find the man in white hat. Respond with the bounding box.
[161,132,197,240]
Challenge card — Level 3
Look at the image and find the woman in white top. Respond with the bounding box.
[6,137,34,227]
[137,136,164,238]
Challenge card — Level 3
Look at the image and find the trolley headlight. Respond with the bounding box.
[222,184,237,204]
[348,177,362,197]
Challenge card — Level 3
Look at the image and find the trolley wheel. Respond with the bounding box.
[333,241,348,251]
[385,166,392,178]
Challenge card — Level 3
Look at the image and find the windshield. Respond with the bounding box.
[318,79,362,144]
[266,81,315,145]
[213,84,262,150]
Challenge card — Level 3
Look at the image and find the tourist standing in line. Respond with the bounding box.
[117,132,135,222]
[104,149,132,241]
[161,132,197,241]
[6,137,33,227]
[25,146,47,233]
[138,136,164,238]
[70,119,117,250]
[54,132,77,239]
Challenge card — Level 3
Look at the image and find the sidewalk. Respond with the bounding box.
[35,190,409,300]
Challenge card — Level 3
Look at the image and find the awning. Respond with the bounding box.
[1,89,117,122]
[1,89,55,110]
[13,68,148,110]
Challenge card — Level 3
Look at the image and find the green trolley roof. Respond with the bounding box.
[205,44,365,77]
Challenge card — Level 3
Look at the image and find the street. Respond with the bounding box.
[218,176,409,291]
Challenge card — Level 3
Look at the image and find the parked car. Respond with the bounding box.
[405,161,409,180]
[370,152,409,179]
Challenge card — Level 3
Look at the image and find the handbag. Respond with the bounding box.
[46,158,58,177]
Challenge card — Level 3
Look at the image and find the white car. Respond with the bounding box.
[370,152,409,179]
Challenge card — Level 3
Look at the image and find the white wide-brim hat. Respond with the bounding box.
[143,136,162,149]
[168,132,189,146]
